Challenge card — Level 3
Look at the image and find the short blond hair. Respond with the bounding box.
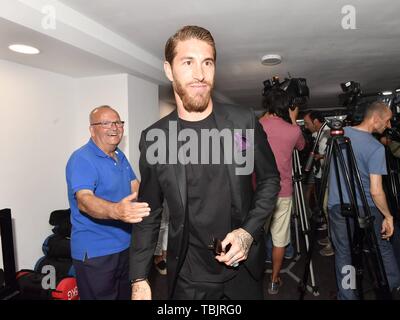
[363,101,390,120]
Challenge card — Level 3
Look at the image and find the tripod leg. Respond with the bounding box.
[298,138,334,299]
[363,209,394,299]
[328,138,392,299]
[293,150,319,299]
[334,140,365,299]
[293,188,301,256]
[346,141,392,298]
[295,182,318,293]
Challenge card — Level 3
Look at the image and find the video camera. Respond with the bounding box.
[339,81,361,106]
[379,89,400,127]
[339,81,400,126]
[338,81,368,123]
[324,115,348,130]
[263,76,310,109]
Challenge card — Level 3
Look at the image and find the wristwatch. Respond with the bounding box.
[130,278,149,285]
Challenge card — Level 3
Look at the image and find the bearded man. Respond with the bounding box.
[129,25,280,300]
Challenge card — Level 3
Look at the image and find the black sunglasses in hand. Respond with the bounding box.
[208,237,231,255]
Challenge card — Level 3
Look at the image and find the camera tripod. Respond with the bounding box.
[300,120,391,300]
[264,149,319,297]
[304,122,330,230]
[292,149,319,296]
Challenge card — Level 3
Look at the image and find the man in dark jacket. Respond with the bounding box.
[130,25,280,300]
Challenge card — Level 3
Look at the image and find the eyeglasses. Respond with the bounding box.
[90,121,125,128]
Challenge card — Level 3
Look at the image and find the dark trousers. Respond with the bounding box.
[73,248,130,300]
[314,177,322,201]
[172,265,263,300]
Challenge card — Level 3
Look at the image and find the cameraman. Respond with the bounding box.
[304,111,330,196]
[328,101,400,299]
[259,89,305,294]
[304,111,333,256]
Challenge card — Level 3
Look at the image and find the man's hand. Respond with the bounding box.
[131,280,152,300]
[370,174,395,239]
[381,215,394,239]
[112,192,150,223]
[314,154,324,161]
[215,228,254,267]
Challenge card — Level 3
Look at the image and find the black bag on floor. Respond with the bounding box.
[34,256,75,281]
[16,270,79,300]
[16,270,51,300]
[42,234,71,259]
[49,209,71,237]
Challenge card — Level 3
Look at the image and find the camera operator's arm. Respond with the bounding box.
[290,106,306,151]
[370,174,394,238]
[289,106,299,125]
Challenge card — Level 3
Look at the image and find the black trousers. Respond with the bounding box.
[73,248,130,300]
[314,177,322,202]
[172,265,264,300]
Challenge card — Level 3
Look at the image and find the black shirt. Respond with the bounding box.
[178,112,236,282]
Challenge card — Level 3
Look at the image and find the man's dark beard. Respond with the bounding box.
[173,80,213,113]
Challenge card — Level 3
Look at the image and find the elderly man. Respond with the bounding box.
[66,105,150,300]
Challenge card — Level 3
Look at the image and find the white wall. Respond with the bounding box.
[127,75,159,177]
[159,100,176,118]
[0,61,162,270]
[0,59,75,270]
[74,74,130,155]
[74,74,160,176]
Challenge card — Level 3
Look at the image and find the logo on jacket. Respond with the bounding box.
[234,132,251,152]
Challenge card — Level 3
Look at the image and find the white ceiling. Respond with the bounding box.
[0,18,128,77]
[1,0,400,109]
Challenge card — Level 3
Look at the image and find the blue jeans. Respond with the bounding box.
[329,205,400,299]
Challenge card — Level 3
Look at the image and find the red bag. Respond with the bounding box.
[16,270,79,300]
[51,277,79,300]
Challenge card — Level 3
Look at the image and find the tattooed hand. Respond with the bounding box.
[131,279,152,300]
[214,228,254,267]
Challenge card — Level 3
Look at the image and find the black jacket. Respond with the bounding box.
[129,103,280,298]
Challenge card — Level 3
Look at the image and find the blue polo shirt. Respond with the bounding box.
[66,139,136,260]
[328,127,387,209]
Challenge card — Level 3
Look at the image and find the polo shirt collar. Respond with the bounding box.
[88,138,121,159]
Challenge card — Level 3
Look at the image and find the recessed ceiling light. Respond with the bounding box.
[381,91,393,96]
[261,54,282,66]
[8,44,40,55]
